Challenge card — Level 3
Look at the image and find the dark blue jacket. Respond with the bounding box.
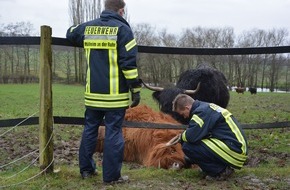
[181,100,248,168]
[66,10,140,110]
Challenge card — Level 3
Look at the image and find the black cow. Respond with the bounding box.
[249,87,257,94]
[142,65,230,124]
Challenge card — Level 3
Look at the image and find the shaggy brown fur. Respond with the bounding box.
[95,104,186,169]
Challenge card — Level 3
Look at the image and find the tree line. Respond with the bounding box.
[0,0,289,92]
[134,25,290,91]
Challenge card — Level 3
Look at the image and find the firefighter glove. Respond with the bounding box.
[130,91,140,107]
[129,79,142,108]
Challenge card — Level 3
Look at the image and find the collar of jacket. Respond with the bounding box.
[100,10,130,27]
[189,100,200,117]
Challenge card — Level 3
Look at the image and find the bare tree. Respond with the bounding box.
[132,23,157,45]
[179,27,235,87]
[266,28,288,91]
[131,23,160,84]
[0,22,35,83]
[68,0,103,83]
[179,29,200,71]
[158,29,180,84]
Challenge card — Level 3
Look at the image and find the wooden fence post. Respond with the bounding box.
[39,25,54,173]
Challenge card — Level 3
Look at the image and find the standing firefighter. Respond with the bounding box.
[66,0,141,184]
[171,94,248,180]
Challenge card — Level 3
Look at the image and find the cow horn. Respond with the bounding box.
[140,79,164,92]
[165,134,181,147]
[183,82,201,95]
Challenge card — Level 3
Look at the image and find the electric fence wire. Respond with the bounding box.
[0,149,38,170]
[0,129,53,180]
[0,111,39,176]
[0,111,39,171]
[0,124,54,188]
[0,158,54,189]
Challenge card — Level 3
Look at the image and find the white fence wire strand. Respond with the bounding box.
[0,149,38,170]
[0,158,54,189]
[1,130,53,179]
[0,111,39,138]
[0,127,54,188]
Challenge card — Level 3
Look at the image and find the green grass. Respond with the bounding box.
[1,164,289,190]
[228,92,290,123]
[1,84,290,122]
[0,84,290,189]
[0,83,158,119]
[0,84,85,119]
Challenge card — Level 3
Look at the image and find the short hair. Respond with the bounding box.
[105,0,126,12]
[172,94,194,112]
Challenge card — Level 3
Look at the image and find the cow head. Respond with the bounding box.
[142,81,200,124]
[95,105,188,169]
[142,65,230,124]
[145,143,186,170]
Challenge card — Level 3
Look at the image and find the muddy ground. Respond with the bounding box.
[1,126,289,190]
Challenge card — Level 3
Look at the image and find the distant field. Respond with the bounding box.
[1,83,290,123]
[0,84,289,190]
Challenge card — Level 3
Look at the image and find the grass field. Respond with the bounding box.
[0,84,290,189]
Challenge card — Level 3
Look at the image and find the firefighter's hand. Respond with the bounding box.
[130,91,140,108]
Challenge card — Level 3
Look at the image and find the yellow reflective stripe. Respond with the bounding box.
[109,49,119,94]
[85,49,91,93]
[202,139,245,168]
[70,25,79,32]
[209,103,224,113]
[210,103,247,155]
[122,69,138,79]
[85,99,129,108]
[227,116,247,154]
[210,138,247,160]
[191,114,204,128]
[125,39,137,51]
[84,39,117,49]
[182,131,187,142]
[222,110,232,118]
[221,110,247,155]
[85,92,129,100]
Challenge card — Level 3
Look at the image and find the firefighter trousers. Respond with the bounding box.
[79,108,125,182]
[182,141,229,177]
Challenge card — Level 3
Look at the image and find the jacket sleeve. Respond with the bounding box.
[66,24,86,47]
[117,25,140,88]
[181,108,213,144]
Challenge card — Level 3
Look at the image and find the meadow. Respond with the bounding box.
[0,84,289,190]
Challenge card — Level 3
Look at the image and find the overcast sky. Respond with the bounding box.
[0,0,289,38]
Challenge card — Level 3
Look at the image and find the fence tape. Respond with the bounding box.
[0,116,289,130]
[1,37,290,55]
